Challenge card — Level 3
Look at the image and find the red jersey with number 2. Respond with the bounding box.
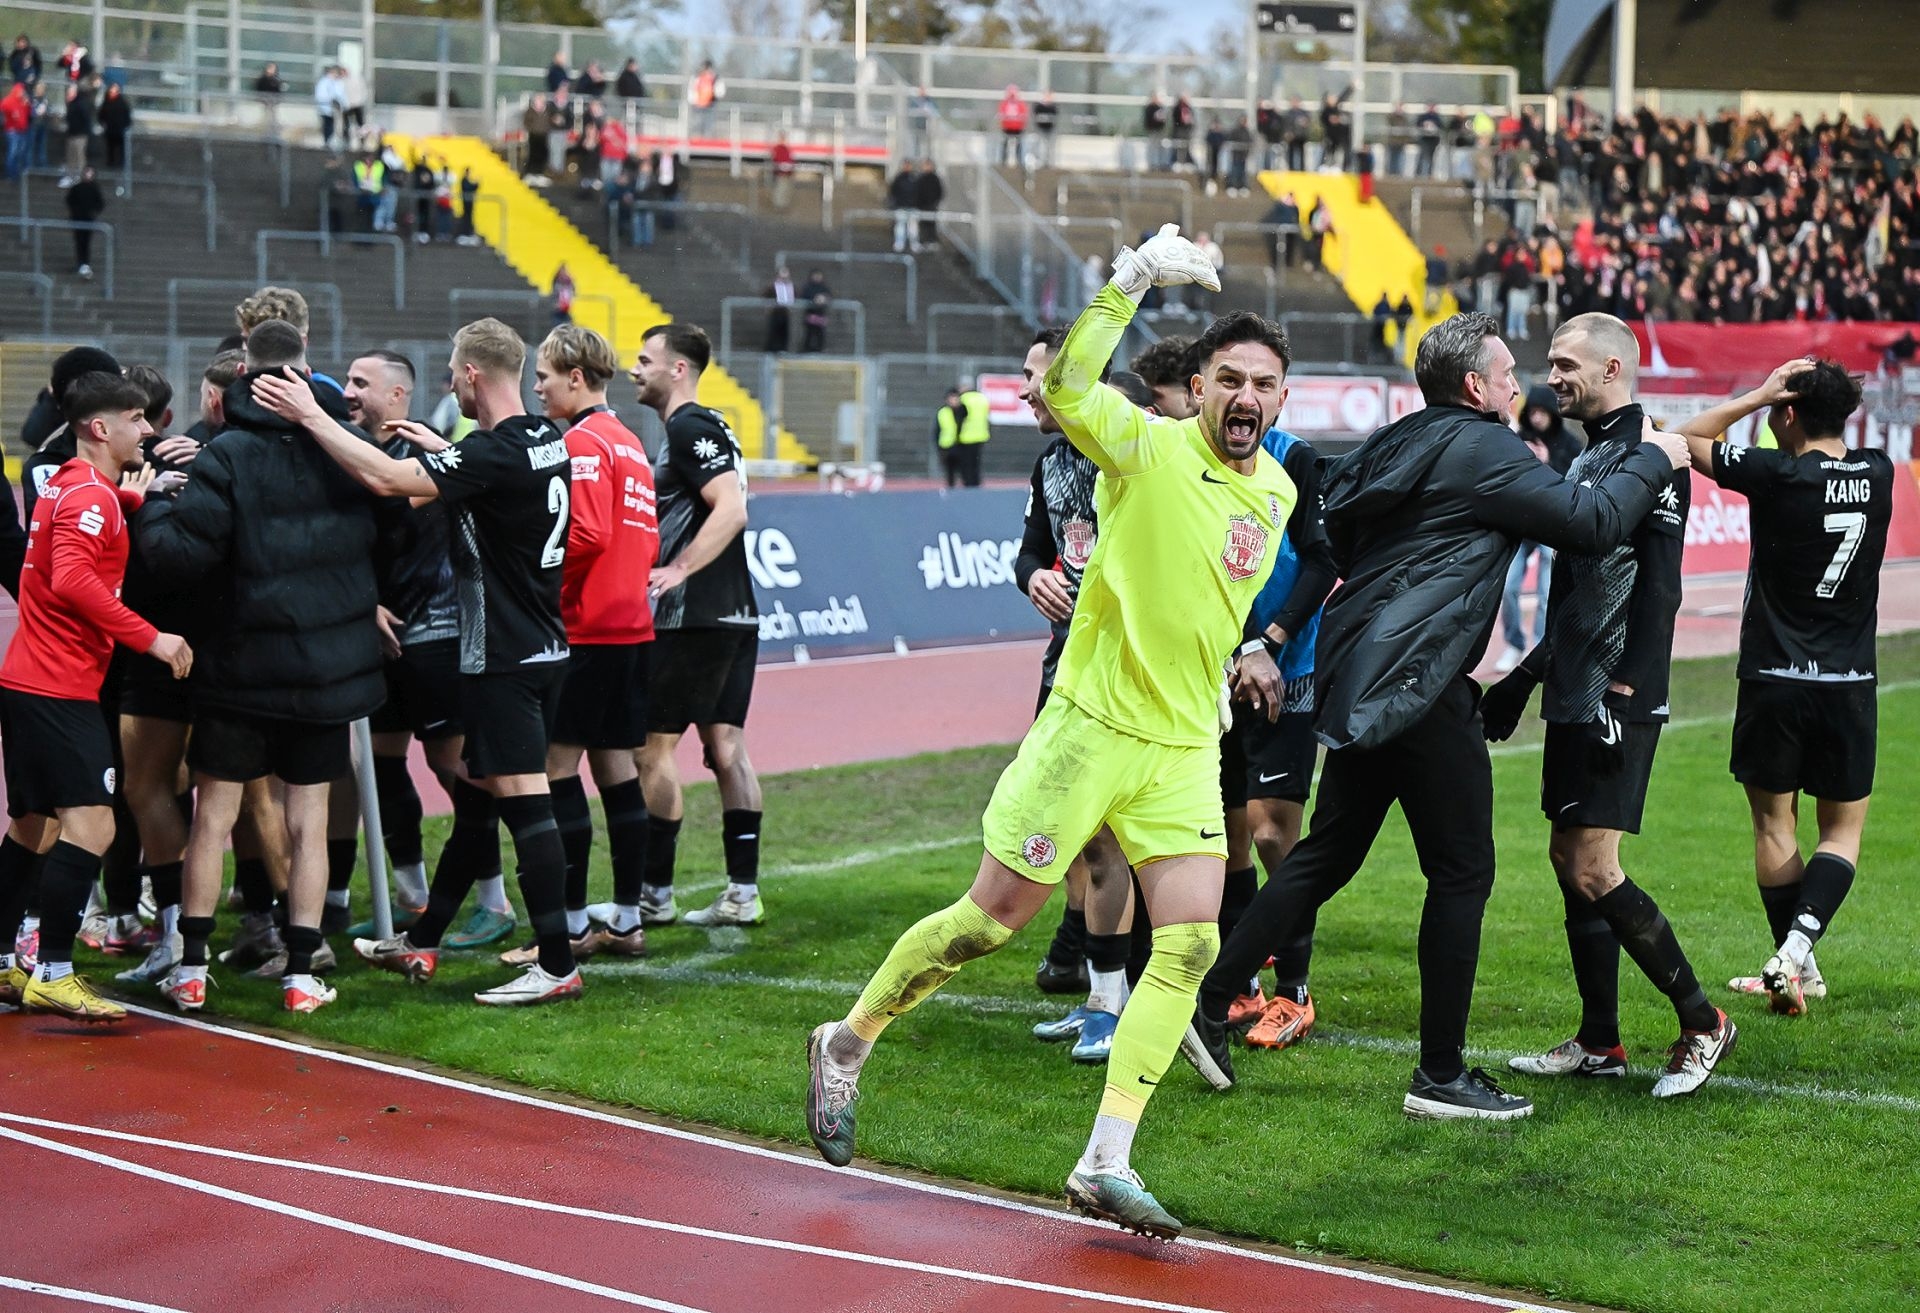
[560,408,660,644]
[1,459,157,701]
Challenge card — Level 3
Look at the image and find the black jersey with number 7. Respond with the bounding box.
[1710,442,1893,685]
[421,413,574,676]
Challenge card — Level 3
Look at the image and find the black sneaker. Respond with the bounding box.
[320,902,352,936]
[1178,1008,1235,1090]
[1034,956,1089,995]
[1403,1066,1534,1121]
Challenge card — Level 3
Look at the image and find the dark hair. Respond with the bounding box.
[1106,369,1155,409]
[1415,311,1501,405]
[642,321,711,374]
[1129,335,1201,390]
[360,347,416,385]
[1195,312,1292,375]
[62,370,149,433]
[1784,358,1862,438]
[125,363,173,425]
[215,333,246,354]
[204,349,246,390]
[51,346,121,404]
[246,319,307,372]
[1031,326,1113,382]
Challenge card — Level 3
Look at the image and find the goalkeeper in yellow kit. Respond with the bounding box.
[805,225,1298,1239]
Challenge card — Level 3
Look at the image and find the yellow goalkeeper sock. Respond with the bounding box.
[1099,922,1219,1124]
[846,894,1014,1043]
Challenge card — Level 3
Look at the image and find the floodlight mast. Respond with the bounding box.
[1611,0,1637,122]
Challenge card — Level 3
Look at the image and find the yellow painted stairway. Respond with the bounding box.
[1256,170,1458,365]
[399,134,811,465]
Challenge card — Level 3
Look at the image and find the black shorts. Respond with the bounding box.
[1221,704,1317,809]
[0,689,117,817]
[369,640,463,741]
[648,628,757,735]
[552,642,649,749]
[1540,718,1662,834]
[461,664,566,779]
[119,650,194,723]
[188,711,352,787]
[1731,678,1877,803]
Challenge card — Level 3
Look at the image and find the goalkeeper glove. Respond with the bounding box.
[1109,222,1224,303]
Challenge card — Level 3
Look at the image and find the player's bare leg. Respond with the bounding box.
[1742,788,1868,1014]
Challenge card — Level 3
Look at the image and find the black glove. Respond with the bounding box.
[1479,668,1538,742]
[1587,689,1632,776]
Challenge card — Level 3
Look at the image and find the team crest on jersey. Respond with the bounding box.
[1221,513,1269,583]
[1060,517,1095,571]
[1021,834,1057,869]
[1268,494,1284,528]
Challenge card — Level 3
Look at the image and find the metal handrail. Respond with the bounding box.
[168,278,344,362]
[719,296,867,360]
[257,229,406,309]
[924,304,1025,356]
[449,287,541,333]
[573,292,618,345]
[198,135,293,211]
[0,272,55,337]
[608,199,752,275]
[1055,172,1195,234]
[1048,214,1125,253]
[15,168,217,253]
[772,250,917,323]
[0,217,116,298]
[838,207,979,255]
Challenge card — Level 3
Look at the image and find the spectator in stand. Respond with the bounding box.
[1255,99,1281,171]
[769,131,795,211]
[551,262,575,325]
[615,58,646,101]
[545,51,569,95]
[64,161,101,277]
[1305,195,1334,268]
[997,84,1028,168]
[1417,104,1444,177]
[97,83,129,167]
[456,166,480,245]
[28,82,49,166]
[1192,230,1224,312]
[314,64,344,151]
[913,157,943,249]
[908,85,934,157]
[1370,292,1394,361]
[1394,293,1414,343]
[801,270,831,352]
[1385,102,1410,176]
[60,78,89,184]
[765,265,794,353]
[1471,237,1501,314]
[887,157,917,252]
[352,146,382,229]
[2,81,28,180]
[546,85,573,179]
[431,158,455,241]
[1501,232,1537,340]
[1264,190,1300,267]
[253,62,283,96]
[1172,94,1195,169]
[1032,90,1058,168]
[1283,96,1310,171]
[340,64,368,147]
[689,59,722,137]
[1225,115,1253,195]
[10,34,41,86]
[1203,118,1226,193]
[521,92,548,178]
[653,146,681,229]
[56,40,90,84]
[1143,93,1168,171]
[1424,245,1449,312]
[411,153,434,237]
[1319,90,1352,171]
[571,99,603,182]
[597,109,627,191]
[574,60,607,100]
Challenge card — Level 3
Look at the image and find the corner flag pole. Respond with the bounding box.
[351,717,394,941]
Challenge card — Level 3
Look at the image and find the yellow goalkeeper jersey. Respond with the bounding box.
[1042,285,1297,748]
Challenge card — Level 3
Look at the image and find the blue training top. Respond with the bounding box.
[1250,426,1321,686]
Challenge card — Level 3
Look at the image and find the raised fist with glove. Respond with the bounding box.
[1109,222,1224,302]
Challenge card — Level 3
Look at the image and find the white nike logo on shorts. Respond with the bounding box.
[1558,801,1581,814]
[1258,772,1289,783]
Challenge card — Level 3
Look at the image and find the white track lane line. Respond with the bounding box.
[112,1006,1559,1312]
[0,1124,709,1313]
[0,1112,1229,1313]
[0,1275,189,1312]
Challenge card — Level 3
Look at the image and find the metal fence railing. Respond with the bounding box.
[256,229,406,308]
[0,272,56,338]
[772,251,916,323]
[1,217,116,299]
[167,278,345,362]
[718,297,867,362]
[922,304,1029,357]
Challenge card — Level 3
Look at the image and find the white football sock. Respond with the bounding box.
[476,874,510,915]
[1086,965,1129,1017]
[393,861,429,906]
[610,904,641,932]
[566,907,590,936]
[1079,1114,1138,1175]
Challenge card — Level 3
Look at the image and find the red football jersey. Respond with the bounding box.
[0,459,158,701]
[560,408,659,644]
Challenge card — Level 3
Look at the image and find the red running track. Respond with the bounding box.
[0,1007,1559,1313]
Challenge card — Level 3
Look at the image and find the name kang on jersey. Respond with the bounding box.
[1826,478,1873,504]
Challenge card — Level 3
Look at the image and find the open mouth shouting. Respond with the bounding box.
[1222,408,1262,449]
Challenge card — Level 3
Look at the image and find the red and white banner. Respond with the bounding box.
[1281,375,1387,435]
[976,373,1036,427]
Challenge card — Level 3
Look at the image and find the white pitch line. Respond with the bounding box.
[0,1275,189,1312]
[0,1124,709,1313]
[0,1112,1230,1313]
[677,833,978,898]
[115,1005,1558,1312]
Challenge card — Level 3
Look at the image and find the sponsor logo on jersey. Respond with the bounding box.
[1268,494,1284,527]
[1021,834,1057,868]
[425,447,462,471]
[693,436,723,464]
[570,453,602,483]
[1060,516,1095,571]
[76,505,106,537]
[1221,512,1269,583]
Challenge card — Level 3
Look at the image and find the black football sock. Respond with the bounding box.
[721,808,761,887]
[33,842,100,966]
[180,916,217,968]
[1561,881,1622,1051]
[326,837,357,898]
[1593,878,1717,1033]
[1759,882,1802,949]
[234,857,275,915]
[1085,931,1132,976]
[1789,854,1856,953]
[549,775,593,912]
[410,779,496,949]
[0,836,40,955]
[645,814,682,890]
[373,754,424,869]
[283,924,324,978]
[602,779,649,907]
[497,793,572,977]
[1217,865,1259,949]
[103,803,142,916]
[1269,906,1318,1004]
[1046,904,1087,969]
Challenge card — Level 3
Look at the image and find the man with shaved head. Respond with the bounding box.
[1481,311,1736,1099]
